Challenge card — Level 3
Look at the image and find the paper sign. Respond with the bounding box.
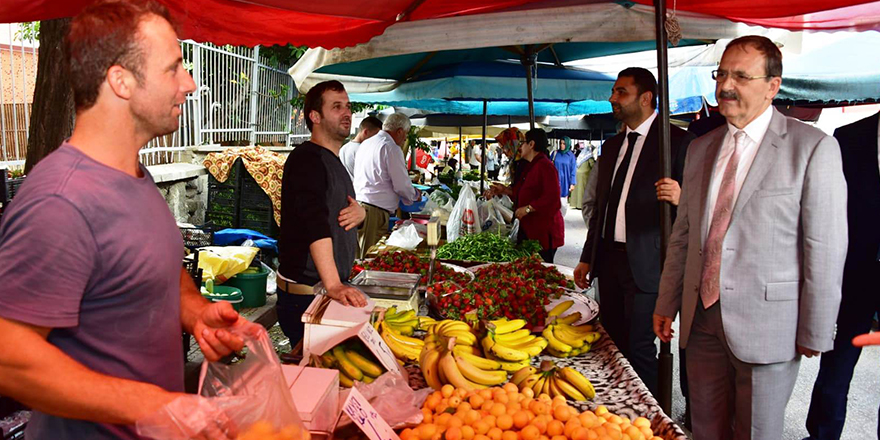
[342,387,401,440]
[358,322,405,377]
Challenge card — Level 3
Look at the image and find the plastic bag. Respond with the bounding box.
[138,328,308,440]
[198,246,259,283]
[447,186,481,243]
[494,200,514,224]
[498,195,514,211]
[508,219,521,243]
[480,199,506,233]
[386,223,424,249]
[337,373,432,429]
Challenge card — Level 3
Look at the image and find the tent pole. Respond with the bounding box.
[654,0,674,416]
[522,46,537,130]
[459,126,463,167]
[481,100,488,194]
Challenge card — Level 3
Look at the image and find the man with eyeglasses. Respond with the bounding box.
[653,35,847,440]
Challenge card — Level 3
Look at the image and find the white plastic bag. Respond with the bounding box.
[386,223,424,249]
[447,186,481,242]
[337,373,432,429]
[494,199,514,224]
[498,195,514,211]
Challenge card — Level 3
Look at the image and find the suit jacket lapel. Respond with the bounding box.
[699,128,727,246]
[630,118,659,190]
[730,108,786,222]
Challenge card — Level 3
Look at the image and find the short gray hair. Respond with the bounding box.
[383,112,411,133]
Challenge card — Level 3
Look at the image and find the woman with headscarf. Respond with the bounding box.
[485,129,564,262]
[551,136,577,206]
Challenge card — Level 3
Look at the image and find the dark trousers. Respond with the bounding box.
[597,242,659,396]
[806,262,880,440]
[275,292,315,348]
[539,247,558,263]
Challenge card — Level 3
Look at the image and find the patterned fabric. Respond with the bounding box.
[700,130,745,308]
[405,320,687,440]
[203,146,286,226]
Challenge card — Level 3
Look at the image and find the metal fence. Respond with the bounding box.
[0,26,307,169]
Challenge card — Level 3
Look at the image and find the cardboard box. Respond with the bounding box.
[282,365,340,433]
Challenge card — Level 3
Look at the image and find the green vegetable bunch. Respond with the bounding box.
[437,231,542,262]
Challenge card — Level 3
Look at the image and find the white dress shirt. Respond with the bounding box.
[353,130,420,212]
[704,105,774,241]
[608,111,657,243]
[338,140,359,179]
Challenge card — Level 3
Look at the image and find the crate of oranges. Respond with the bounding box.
[399,383,661,440]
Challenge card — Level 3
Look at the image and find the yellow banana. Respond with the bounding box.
[553,373,588,401]
[511,366,537,386]
[454,355,507,386]
[542,327,572,353]
[494,358,532,372]
[381,323,425,347]
[503,337,548,356]
[420,348,443,390]
[520,373,541,392]
[417,316,437,330]
[558,367,595,399]
[437,320,471,334]
[452,345,502,370]
[345,350,383,378]
[443,330,477,346]
[482,335,530,361]
[383,306,399,319]
[548,300,574,317]
[563,323,596,334]
[332,346,364,381]
[493,329,532,342]
[547,347,570,358]
[541,374,552,396]
[383,331,420,362]
[532,375,547,395]
[438,351,486,390]
[338,369,355,387]
[552,325,586,349]
[547,376,563,398]
[489,318,526,334]
[385,309,416,322]
[320,353,337,368]
[361,375,375,384]
[554,312,582,326]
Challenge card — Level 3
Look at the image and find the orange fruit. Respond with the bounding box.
[487,427,503,440]
[513,410,530,429]
[447,427,463,440]
[530,415,548,434]
[624,426,642,440]
[448,416,465,429]
[551,436,567,440]
[473,421,491,436]
[520,426,540,440]
[495,393,510,405]
[461,426,476,440]
[571,427,589,440]
[465,410,481,426]
[607,415,623,426]
[470,394,485,409]
[479,389,493,400]
[435,413,452,427]
[503,383,519,393]
[563,419,582,437]
[552,405,572,422]
[546,420,564,437]
[425,395,441,411]
[401,428,416,440]
[490,403,507,417]
[442,385,455,398]
[484,415,497,429]
[595,406,609,417]
[496,414,514,430]
[521,387,535,399]
[632,418,650,429]
[577,412,597,428]
[501,431,518,440]
[475,436,491,440]
[418,424,438,440]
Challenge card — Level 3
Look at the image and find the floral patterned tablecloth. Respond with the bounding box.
[203,146,286,227]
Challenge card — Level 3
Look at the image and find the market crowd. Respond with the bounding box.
[0,1,877,440]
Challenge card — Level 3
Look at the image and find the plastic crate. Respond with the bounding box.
[239,206,279,238]
[207,158,242,189]
[206,211,236,229]
[179,225,215,249]
[207,184,239,216]
[4,177,24,203]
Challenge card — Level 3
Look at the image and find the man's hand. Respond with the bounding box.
[338,196,366,231]
[573,262,591,289]
[325,284,367,307]
[655,178,681,206]
[653,314,675,343]
[192,302,262,362]
[797,345,821,358]
[853,332,880,347]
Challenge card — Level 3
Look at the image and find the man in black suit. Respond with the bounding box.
[805,111,880,440]
[574,67,695,394]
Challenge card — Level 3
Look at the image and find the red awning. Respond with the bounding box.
[1,0,878,48]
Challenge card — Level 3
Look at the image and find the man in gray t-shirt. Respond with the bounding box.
[0,2,259,439]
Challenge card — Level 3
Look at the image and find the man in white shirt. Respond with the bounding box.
[352,112,421,258]
[339,116,382,179]
[653,36,847,440]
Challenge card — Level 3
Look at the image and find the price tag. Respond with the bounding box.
[342,387,400,440]
[358,322,403,376]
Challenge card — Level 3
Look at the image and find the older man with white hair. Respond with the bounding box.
[352,112,422,257]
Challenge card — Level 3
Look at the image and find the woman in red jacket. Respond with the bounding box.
[486,129,564,262]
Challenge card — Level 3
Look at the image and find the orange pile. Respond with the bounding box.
[400,384,661,440]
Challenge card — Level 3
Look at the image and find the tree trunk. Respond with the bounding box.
[25,18,74,174]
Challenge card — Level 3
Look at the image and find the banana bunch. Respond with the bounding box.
[511,363,596,401]
[379,320,424,364]
[420,337,508,391]
[542,313,601,358]
[424,319,480,348]
[480,318,547,366]
[319,344,385,388]
[381,307,437,335]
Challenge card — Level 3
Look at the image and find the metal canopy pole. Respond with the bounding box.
[654,0,674,416]
[481,100,488,194]
[459,126,463,168]
[521,46,537,130]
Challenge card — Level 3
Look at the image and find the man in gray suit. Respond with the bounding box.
[653,35,848,440]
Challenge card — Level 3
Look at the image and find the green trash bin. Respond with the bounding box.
[202,285,244,311]
[226,265,269,308]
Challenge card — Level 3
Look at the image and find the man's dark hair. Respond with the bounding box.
[525,129,550,155]
[65,0,172,110]
[724,35,783,78]
[618,67,658,110]
[303,80,346,132]
[360,116,382,132]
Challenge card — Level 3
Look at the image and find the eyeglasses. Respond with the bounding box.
[711,69,773,84]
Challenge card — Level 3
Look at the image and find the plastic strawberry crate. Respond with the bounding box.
[239,206,279,238]
[207,184,239,216]
[207,158,242,189]
[205,211,236,230]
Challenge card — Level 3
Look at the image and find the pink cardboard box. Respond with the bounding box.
[282,365,340,433]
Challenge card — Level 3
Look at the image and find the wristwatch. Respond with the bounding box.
[525,206,532,214]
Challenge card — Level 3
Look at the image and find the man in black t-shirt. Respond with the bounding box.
[277,80,367,346]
